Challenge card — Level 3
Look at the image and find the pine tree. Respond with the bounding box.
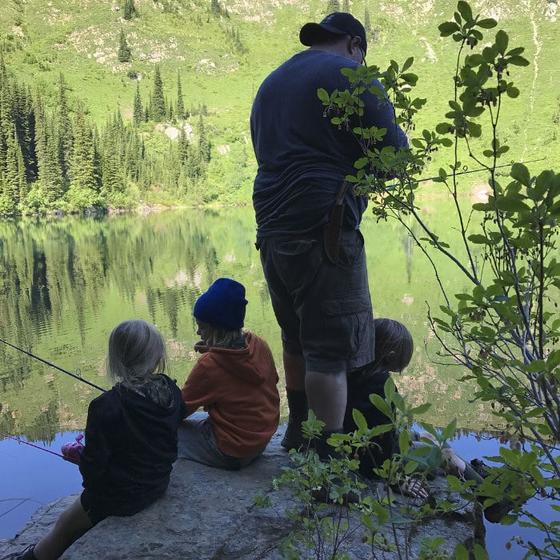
[326,0,340,14]
[176,71,185,120]
[210,0,221,16]
[197,114,211,164]
[343,0,350,12]
[4,129,26,207]
[69,108,98,196]
[123,0,137,20]
[364,5,371,33]
[150,65,166,122]
[133,82,143,126]
[56,74,73,189]
[33,93,63,202]
[118,29,132,63]
[178,126,189,165]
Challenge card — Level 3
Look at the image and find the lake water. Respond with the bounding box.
[0,207,554,558]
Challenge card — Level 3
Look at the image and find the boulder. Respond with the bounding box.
[1,429,484,559]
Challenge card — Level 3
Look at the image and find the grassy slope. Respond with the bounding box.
[1,0,559,197]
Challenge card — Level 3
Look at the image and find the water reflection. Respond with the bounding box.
[1,208,492,443]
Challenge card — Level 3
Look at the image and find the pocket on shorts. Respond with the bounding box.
[319,294,373,359]
[274,238,322,295]
[335,230,365,268]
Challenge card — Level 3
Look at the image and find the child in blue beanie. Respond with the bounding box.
[178,278,280,469]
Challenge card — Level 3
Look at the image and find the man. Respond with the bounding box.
[250,12,407,457]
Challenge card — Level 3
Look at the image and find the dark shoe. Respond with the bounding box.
[311,430,344,462]
[309,431,363,505]
[470,459,517,523]
[281,421,306,451]
[281,390,308,451]
[483,499,516,523]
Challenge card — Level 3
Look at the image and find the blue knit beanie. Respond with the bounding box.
[193,278,248,330]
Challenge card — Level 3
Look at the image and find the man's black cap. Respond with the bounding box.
[300,12,367,55]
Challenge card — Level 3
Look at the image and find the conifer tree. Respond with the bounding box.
[33,93,63,202]
[176,71,185,120]
[178,126,189,166]
[364,5,372,33]
[118,29,132,63]
[150,65,166,122]
[133,82,143,126]
[123,0,137,20]
[4,130,26,207]
[197,114,211,164]
[56,74,73,189]
[210,0,221,16]
[69,108,98,196]
[19,86,37,183]
[326,0,340,14]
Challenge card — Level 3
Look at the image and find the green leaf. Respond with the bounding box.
[369,394,392,419]
[352,408,368,431]
[401,73,418,85]
[317,88,329,103]
[439,21,460,37]
[402,56,414,71]
[454,543,469,560]
[436,122,452,134]
[399,430,410,454]
[354,157,369,169]
[496,196,530,212]
[468,234,489,244]
[509,55,530,67]
[506,85,520,98]
[511,163,531,186]
[457,1,473,22]
[473,543,489,560]
[477,18,497,28]
[410,403,432,415]
[495,30,509,53]
[404,460,418,474]
[442,418,457,441]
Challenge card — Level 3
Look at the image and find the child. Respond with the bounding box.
[10,320,185,560]
[178,278,280,470]
[345,318,475,488]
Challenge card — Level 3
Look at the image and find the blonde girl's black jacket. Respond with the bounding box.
[79,374,186,520]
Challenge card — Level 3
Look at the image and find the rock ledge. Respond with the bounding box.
[1,428,484,559]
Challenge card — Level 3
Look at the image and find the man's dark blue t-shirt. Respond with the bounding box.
[251,49,408,240]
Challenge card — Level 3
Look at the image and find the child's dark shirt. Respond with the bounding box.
[345,365,398,478]
[79,374,185,521]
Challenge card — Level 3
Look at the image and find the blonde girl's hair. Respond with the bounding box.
[107,320,167,387]
[198,321,245,350]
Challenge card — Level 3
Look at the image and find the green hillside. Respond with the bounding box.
[0,0,559,209]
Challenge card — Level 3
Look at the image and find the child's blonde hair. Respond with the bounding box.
[107,320,166,386]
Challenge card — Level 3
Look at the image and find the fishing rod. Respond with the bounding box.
[384,157,546,190]
[0,431,65,459]
[0,337,106,393]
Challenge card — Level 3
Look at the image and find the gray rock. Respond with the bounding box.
[2,429,484,559]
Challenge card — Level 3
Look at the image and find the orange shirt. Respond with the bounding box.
[181,332,280,458]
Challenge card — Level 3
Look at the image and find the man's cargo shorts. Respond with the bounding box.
[259,229,374,374]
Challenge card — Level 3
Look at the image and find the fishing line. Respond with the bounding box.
[0,431,65,459]
[0,337,106,393]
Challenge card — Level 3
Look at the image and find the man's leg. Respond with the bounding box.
[281,350,308,450]
[305,370,347,432]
